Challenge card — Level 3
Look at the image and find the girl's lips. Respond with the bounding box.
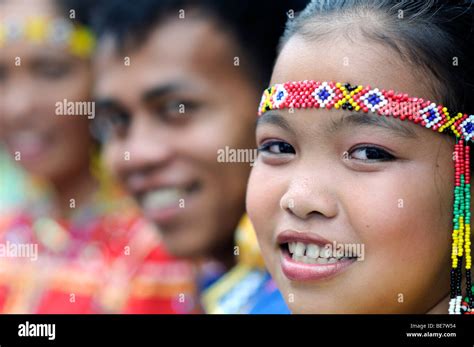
[280,248,356,281]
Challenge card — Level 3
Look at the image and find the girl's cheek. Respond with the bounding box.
[346,172,450,270]
[247,165,279,243]
[247,166,286,281]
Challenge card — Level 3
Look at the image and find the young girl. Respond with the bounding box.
[247,0,474,314]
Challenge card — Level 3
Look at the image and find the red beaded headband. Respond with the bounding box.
[258,80,473,314]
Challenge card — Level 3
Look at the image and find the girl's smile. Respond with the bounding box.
[277,229,358,281]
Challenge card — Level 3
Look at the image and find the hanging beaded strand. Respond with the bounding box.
[258,80,474,314]
[449,139,465,314]
[462,142,473,313]
[449,139,473,315]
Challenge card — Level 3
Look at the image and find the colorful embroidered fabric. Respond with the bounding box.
[0,194,199,314]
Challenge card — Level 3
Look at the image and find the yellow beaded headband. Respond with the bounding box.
[0,16,95,58]
[258,80,473,314]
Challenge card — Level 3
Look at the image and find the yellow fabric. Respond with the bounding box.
[235,214,266,268]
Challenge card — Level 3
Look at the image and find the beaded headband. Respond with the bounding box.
[0,16,95,58]
[258,80,473,314]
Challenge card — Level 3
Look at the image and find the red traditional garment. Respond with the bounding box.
[0,194,199,314]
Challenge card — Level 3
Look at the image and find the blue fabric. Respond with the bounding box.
[249,272,290,314]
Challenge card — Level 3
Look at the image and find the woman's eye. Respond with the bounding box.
[258,141,295,155]
[35,63,71,80]
[348,146,395,161]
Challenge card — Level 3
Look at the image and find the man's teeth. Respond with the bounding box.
[287,242,352,264]
[143,188,182,210]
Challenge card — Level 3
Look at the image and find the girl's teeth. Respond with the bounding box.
[316,257,329,264]
[320,248,332,259]
[292,255,317,264]
[306,244,320,258]
[307,257,317,264]
[292,254,303,262]
[289,242,296,254]
[287,242,354,264]
[294,242,306,256]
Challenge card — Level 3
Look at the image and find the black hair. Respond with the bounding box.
[92,0,309,86]
[281,0,474,114]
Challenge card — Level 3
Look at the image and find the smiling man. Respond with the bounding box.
[91,0,308,313]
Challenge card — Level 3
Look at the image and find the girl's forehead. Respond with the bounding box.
[271,34,438,105]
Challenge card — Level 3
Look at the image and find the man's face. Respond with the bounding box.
[93,17,258,259]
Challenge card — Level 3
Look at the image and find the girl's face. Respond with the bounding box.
[0,0,94,184]
[247,34,457,313]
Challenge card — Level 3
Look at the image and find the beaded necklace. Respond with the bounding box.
[258,80,473,314]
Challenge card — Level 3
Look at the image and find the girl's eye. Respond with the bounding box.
[258,141,295,155]
[348,146,395,161]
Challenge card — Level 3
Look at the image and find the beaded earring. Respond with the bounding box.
[258,80,474,314]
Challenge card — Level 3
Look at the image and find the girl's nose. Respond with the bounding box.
[280,178,338,220]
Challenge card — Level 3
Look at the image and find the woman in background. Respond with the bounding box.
[0,0,197,314]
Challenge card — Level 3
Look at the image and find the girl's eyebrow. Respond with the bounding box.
[329,113,419,140]
[257,110,418,140]
[256,111,295,135]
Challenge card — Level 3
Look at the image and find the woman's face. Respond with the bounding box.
[247,34,457,313]
[0,0,94,184]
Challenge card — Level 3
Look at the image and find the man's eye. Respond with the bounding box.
[348,146,395,161]
[108,112,130,127]
[156,100,200,121]
[258,141,295,155]
[93,111,130,141]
